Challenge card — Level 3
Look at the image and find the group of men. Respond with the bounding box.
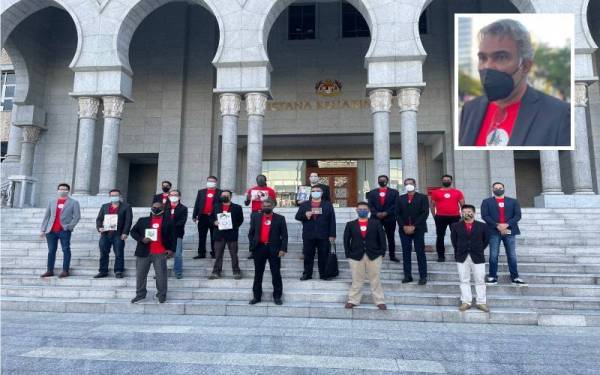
[38,171,525,312]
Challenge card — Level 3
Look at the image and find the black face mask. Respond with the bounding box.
[442,181,452,188]
[162,186,170,193]
[151,207,163,216]
[479,67,521,102]
[262,208,273,214]
[493,189,505,197]
[378,181,387,188]
[220,196,230,203]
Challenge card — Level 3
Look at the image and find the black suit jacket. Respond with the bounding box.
[95,203,133,236]
[152,193,170,205]
[343,219,387,261]
[210,203,244,242]
[130,215,176,257]
[248,212,288,253]
[294,200,336,240]
[367,187,399,223]
[167,203,188,238]
[192,188,223,219]
[396,192,430,232]
[450,220,489,264]
[459,85,570,146]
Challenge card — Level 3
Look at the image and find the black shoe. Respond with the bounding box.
[210,251,215,259]
[300,275,312,281]
[418,279,427,285]
[115,272,123,279]
[94,273,108,279]
[512,278,527,286]
[274,298,283,305]
[193,254,206,259]
[247,254,254,259]
[389,257,400,263]
[485,276,498,285]
[249,298,261,305]
[158,296,166,303]
[437,257,445,263]
[131,295,145,304]
[402,278,414,284]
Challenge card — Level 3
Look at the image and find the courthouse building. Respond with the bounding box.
[1,0,599,209]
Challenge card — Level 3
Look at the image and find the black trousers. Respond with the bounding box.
[381,220,397,258]
[302,238,329,278]
[252,244,283,300]
[197,214,215,256]
[400,230,427,280]
[434,215,461,258]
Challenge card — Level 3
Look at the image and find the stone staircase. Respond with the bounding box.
[1,207,600,326]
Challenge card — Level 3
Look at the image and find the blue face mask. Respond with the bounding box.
[357,209,369,218]
[311,191,322,199]
[109,196,120,203]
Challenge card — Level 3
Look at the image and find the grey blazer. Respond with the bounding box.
[41,197,81,233]
[459,85,571,147]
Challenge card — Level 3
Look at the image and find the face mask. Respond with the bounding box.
[220,196,230,203]
[109,196,120,203]
[162,186,170,193]
[262,208,273,214]
[257,178,266,186]
[58,191,68,197]
[493,189,505,197]
[463,213,474,220]
[357,209,369,219]
[207,181,217,189]
[478,65,522,102]
[311,191,322,199]
[168,196,179,203]
[151,207,163,216]
[405,184,415,192]
[309,176,319,184]
[378,181,387,188]
[442,181,452,188]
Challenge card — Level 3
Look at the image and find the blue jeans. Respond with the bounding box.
[488,232,519,280]
[46,230,72,272]
[173,238,184,275]
[99,233,125,274]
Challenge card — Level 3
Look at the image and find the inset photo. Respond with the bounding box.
[454,14,574,150]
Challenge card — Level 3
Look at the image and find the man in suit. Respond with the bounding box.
[247,198,287,305]
[192,176,222,259]
[343,201,387,310]
[152,180,172,205]
[167,190,188,279]
[296,172,330,205]
[130,202,176,304]
[209,190,244,280]
[450,204,490,313]
[367,174,399,262]
[459,19,570,147]
[295,185,336,281]
[39,183,81,278]
[481,182,526,286]
[396,178,430,285]
[94,189,133,279]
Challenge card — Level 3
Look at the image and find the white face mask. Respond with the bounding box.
[405,184,416,192]
[169,196,179,203]
[207,181,217,188]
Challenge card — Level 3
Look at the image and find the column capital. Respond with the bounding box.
[77,97,100,120]
[21,125,42,144]
[574,82,588,107]
[245,92,268,116]
[102,96,126,119]
[369,89,393,114]
[397,87,421,112]
[219,93,241,117]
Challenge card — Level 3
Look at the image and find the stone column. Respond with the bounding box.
[18,125,42,176]
[570,83,594,194]
[539,150,563,194]
[73,97,100,195]
[245,93,268,189]
[398,88,421,182]
[98,96,125,195]
[219,93,241,191]
[370,89,393,182]
[4,123,22,163]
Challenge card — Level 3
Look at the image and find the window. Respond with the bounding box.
[1,71,15,112]
[1,141,7,162]
[288,4,316,40]
[341,2,370,38]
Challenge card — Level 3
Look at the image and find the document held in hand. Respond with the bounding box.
[145,228,158,241]
[217,212,233,230]
[102,214,118,231]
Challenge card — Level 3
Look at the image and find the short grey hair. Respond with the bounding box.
[478,19,534,61]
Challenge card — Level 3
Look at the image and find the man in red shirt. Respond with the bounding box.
[430,175,465,262]
[192,176,222,259]
[245,174,277,213]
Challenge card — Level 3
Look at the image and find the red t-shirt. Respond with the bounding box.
[378,187,387,206]
[170,202,177,219]
[51,198,67,233]
[310,200,321,219]
[108,204,118,215]
[259,214,273,244]
[203,189,216,215]
[431,188,464,216]
[247,186,277,212]
[160,193,168,205]
[358,219,368,239]
[496,197,506,224]
[465,221,473,234]
[475,101,521,146]
[149,216,166,254]
[222,203,230,213]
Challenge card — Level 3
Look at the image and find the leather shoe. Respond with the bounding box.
[58,271,69,278]
[389,257,400,263]
[476,304,490,313]
[193,254,206,259]
[377,304,387,310]
[94,273,108,279]
[300,275,312,281]
[418,279,427,285]
[115,272,124,279]
[344,302,356,309]
[131,295,145,304]
[40,271,54,278]
[459,303,471,311]
[249,298,261,305]
[274,298,283,305]
[401,278,413,284]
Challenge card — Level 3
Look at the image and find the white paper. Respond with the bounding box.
[311,207,322,215]
[145,228,158,241]
[217,212,233,230]
[251,190,270,201]
[103,214,118,231]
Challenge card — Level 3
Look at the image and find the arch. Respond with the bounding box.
[583,0,598,52]
[115,0,224,74]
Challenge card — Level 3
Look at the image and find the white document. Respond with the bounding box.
[251,190,270,201]
[103,214,118,231]
[145,228,158,242]
[217,212,233,230]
